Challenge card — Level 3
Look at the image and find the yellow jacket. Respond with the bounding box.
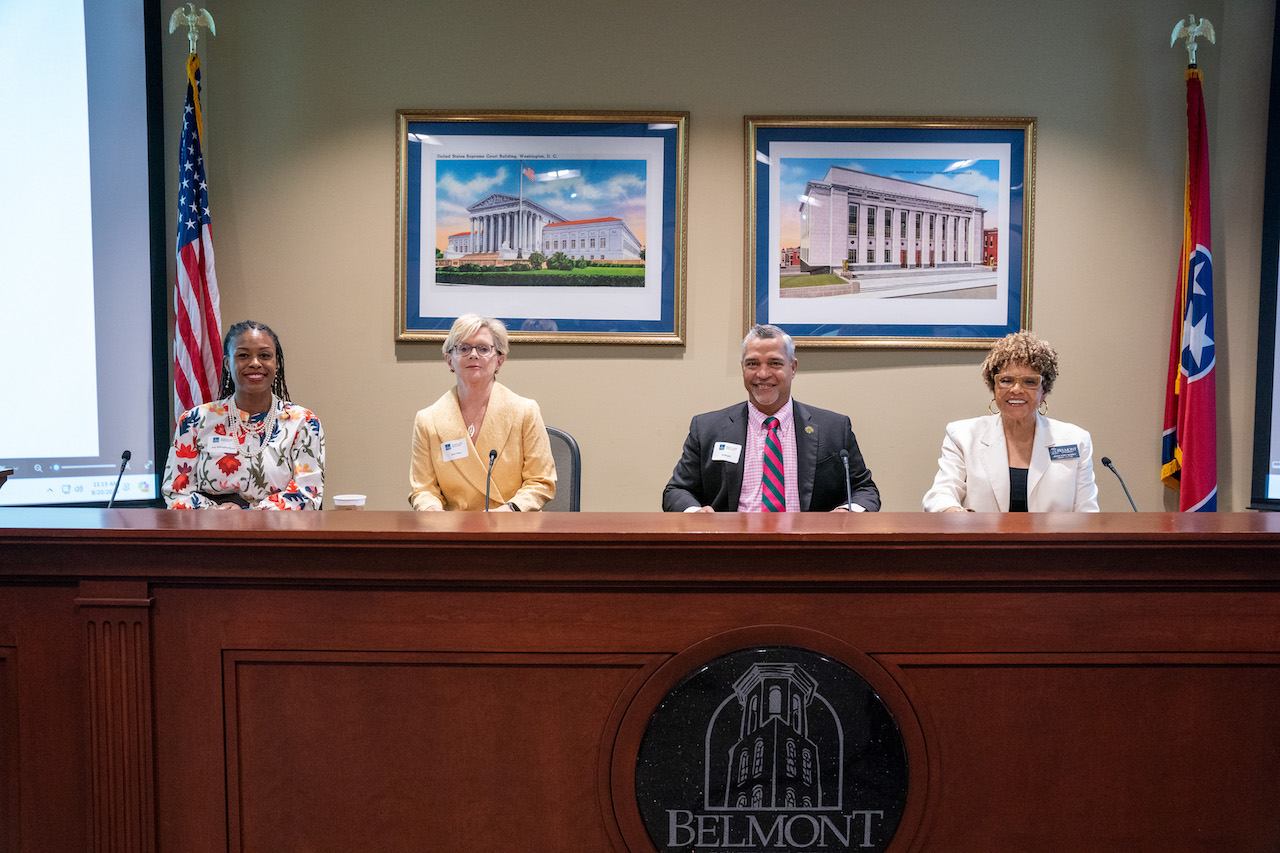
[409,382,556,511]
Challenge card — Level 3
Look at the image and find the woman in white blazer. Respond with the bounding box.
[923,332,1099,513]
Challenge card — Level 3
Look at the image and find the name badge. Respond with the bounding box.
[442,438,469,462]
[208,434,238,452]
[711,442,742,464]
[1049,444,1080,460]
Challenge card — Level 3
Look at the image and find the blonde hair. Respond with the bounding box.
[981,331,1059,394]
[441,314,509,357]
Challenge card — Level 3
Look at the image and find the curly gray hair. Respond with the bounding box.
[980,331,1059,394]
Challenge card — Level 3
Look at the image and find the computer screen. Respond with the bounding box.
[0,0,166,507]
[1251,10,1280,511]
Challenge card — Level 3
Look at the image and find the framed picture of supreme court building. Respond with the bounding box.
[396,110,688,344]
[746,116,1036,348]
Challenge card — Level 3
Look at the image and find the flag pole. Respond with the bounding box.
[1170,14,1215,69]
[168,3,216,55]
[1162,15,1218,511]
[169,5,222,416]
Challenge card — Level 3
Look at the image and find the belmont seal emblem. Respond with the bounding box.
[634,646,909,852]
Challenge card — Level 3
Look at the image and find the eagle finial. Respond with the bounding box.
[1171,14,1215,68]
[168,4,216,54]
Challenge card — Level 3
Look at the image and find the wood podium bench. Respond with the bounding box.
[2,509,1278,851]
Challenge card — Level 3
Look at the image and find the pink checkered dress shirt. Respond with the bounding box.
[738,400,800,512]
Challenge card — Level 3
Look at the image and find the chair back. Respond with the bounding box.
[543,426,581,511]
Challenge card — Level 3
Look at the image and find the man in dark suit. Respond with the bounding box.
[663,324,880,513]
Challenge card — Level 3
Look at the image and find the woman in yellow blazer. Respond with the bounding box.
[409,315,556,511]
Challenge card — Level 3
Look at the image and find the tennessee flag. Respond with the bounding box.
[1161,68,1217,511]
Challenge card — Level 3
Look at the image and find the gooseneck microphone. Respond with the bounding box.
[1101,456,1138,512]
[484,449,498,511]
[840,449,853,511]
[107,450,131,509]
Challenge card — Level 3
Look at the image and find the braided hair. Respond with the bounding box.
[217,320,292,402]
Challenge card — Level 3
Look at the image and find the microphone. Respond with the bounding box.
[840,449,854,511]
[1101,456,1138,512]
[107,450,131,509]
[484,449,498,511]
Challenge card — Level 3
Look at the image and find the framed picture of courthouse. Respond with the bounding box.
[396,110,688,345]
[746,116,1035,348]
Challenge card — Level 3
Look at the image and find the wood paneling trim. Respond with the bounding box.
[77,582,155,853]
[6,511,1280,588]
[0,647,17,853]
[221,650,663,853]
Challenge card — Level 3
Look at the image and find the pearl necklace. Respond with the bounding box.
[227,394,280,458]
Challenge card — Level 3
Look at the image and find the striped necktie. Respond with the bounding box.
[762,416,785,512]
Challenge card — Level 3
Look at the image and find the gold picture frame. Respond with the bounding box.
[746,115,1035,348]
[396,109,688,345]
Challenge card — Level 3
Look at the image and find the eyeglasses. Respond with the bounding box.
[996,373,1042,390]
[453,344,498,357]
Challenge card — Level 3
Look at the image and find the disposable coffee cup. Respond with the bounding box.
[332,494,366,510]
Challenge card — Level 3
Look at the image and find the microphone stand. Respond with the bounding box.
[840,450,853,511]
[107,450,131,509]
[1101,457,1138,512]
[484,449,498,511]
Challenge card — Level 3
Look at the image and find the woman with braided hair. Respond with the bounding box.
[162,320,325,509]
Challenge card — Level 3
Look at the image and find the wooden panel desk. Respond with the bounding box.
[2,510,1279,851]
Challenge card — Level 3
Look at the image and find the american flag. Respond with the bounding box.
[1161,68,1217,511]
[173,52,222,414]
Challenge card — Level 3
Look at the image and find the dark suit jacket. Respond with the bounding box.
[662,400,880,512]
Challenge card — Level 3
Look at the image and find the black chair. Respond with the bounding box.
[543,426,581,511]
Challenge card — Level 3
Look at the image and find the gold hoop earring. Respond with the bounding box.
[1039,400,1048,416]
[988,399,998,415]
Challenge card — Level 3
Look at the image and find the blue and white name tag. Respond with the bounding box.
[1049,444,1081,460]
[208,434,238,453]
[442,437,469,462]
[711,441,742,464]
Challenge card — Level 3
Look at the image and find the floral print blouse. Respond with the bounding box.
[162,397,325,510]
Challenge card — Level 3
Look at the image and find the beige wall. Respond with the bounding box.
[163,0,1274,512]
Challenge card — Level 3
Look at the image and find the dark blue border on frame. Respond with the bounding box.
[404,120,681,336]
[753,125,1027,341]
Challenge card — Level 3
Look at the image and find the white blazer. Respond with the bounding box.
[922,413,1100,512]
